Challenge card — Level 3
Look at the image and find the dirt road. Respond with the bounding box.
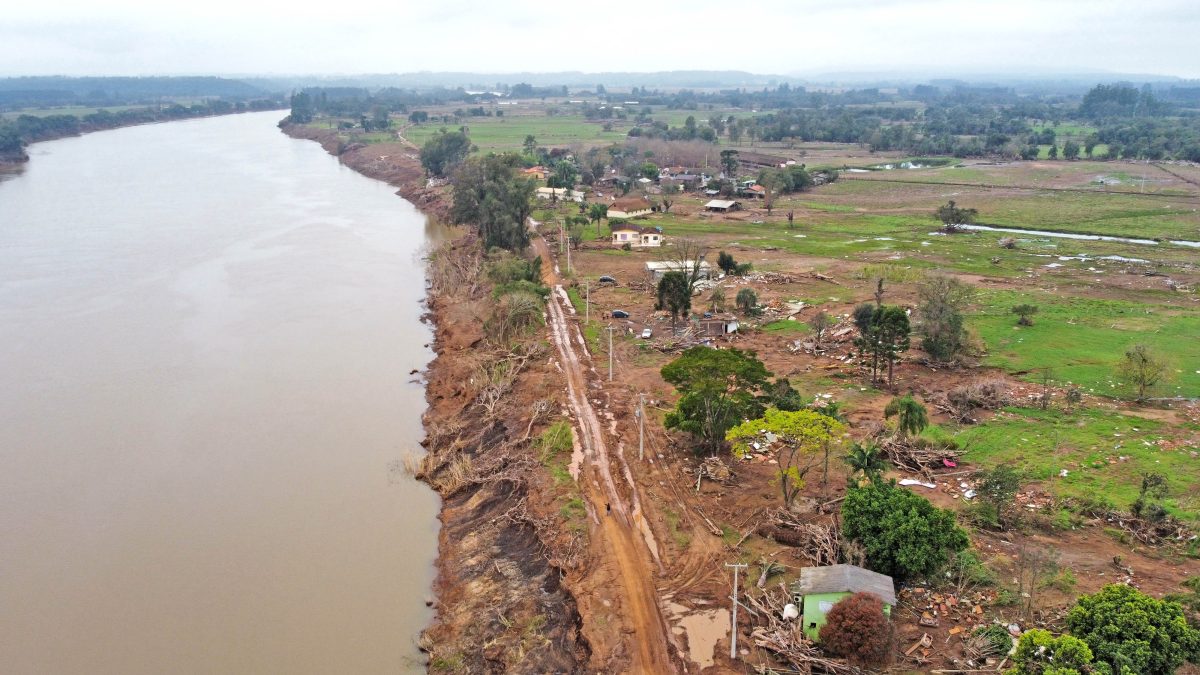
[533,230,676,673]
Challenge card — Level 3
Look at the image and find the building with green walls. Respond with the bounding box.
[792,564,896,641]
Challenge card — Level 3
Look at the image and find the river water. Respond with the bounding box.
[0,112,443,674]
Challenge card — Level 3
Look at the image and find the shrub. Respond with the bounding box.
[842,481,970,581]
[735,288,758,316]
[1066,584,1200,675]
[817,592,893,669]
[1007,628,1094,675]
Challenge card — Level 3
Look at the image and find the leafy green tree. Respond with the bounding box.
[843,442,888,486]
[522,134,537,155]
[450,154,535,251]
[917,275,974,363]
[934,200,978,232]
[661,347,772,455]
[548,162,577,189]
[720,149,740,177]
[1006,629,1095,675]
[1066,584,1200,675]
[717,251,737,275]
[1117,344,1170,403]
[856,306,911,385]
[736,288,758,316]
[1012,304,1039,326]
[977,465,1021,528]
[727,408,845,506]
[853,303,877,334]
[655,271,691,331]
[1130,472,1169,523]
[842,481,970,581]
[420,128,472,177]
[288,91,315,124]
[1063,140,1081,160]
[884,395,928,437]
[709,287,726,313]
[1048,144,1059,159]
[587,202,608,233]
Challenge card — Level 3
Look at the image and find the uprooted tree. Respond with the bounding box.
[726,408,846,507]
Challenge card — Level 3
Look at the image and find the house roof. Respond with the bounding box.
[705,199,739,209]
[794,564,896,606]
[612,224,659,235]
[522,166,546,174]
[646,260,711,272]
[611,197,651,212]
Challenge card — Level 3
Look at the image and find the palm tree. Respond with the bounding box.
[884,395,928,437]
[843,442,888,485]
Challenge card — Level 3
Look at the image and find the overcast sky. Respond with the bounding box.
[2,0,1197,79]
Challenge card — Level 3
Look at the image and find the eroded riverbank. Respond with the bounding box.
[280,124,594,671]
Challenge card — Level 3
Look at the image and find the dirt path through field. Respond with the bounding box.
[532,227,676,673]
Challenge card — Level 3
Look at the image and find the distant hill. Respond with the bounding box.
[0,76,275,109]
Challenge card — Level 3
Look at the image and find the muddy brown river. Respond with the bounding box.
[0,111,443,673]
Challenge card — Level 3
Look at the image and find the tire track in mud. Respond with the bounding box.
[533,232,676,673]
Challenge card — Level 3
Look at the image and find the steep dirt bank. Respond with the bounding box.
[281,124,593,671]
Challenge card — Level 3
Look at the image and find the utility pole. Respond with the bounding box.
[558,220,564,255]
[605,324,617,381]
[637,393,645,461]
[566,233,572,274]
[726,562,748,660]
[585,280,590,323]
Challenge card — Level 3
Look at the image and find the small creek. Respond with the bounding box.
[957,223,1200,249]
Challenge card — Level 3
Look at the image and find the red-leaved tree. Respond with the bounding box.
[817,592,893,668]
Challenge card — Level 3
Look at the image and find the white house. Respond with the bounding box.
[611,225,663,248]
[608,196,653,218]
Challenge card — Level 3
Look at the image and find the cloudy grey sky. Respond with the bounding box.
[2,0,1197,79]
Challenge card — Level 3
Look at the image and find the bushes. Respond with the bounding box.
[1007,629,1094,675]
[842,481,969,581]
[817,592,893,669]
[1066,584,1200,675]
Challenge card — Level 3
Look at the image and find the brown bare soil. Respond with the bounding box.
[285,122,1200,673]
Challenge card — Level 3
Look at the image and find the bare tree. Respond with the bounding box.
[808,311,833,348]
[670,237,710,297]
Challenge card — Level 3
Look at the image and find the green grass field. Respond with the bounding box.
[958,406,1198,520]
[404,114,629,152]
[971,290,1200,399]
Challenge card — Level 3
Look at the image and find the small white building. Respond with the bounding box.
[611,225,663,248]
[645,260,713,281]
[536,187,585,202]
